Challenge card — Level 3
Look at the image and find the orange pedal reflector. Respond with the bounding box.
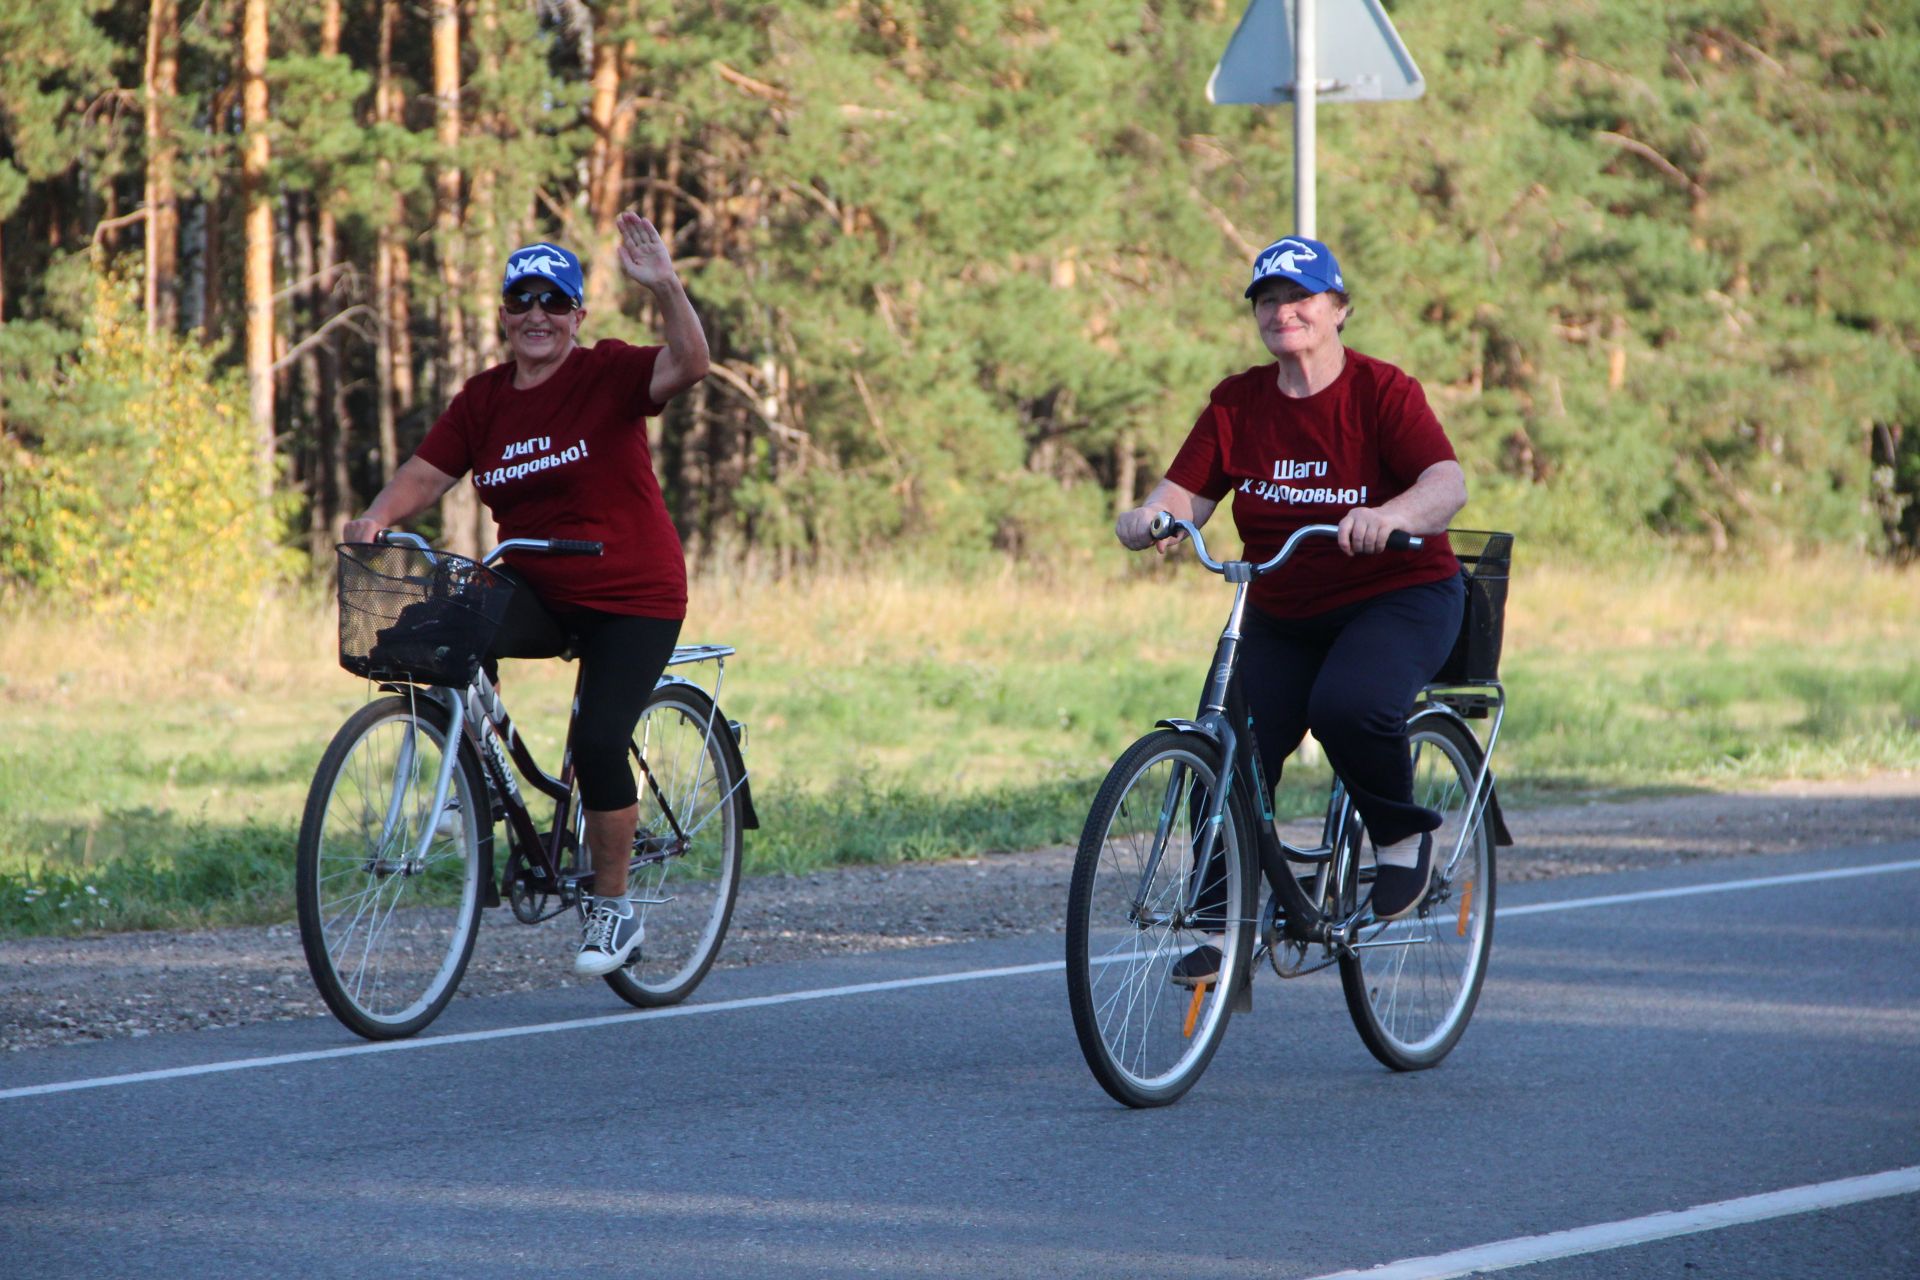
[1183,981,1209,1038]
[1457,881,1474,936]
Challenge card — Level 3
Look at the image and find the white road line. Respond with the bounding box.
[0,961,1062,1101]
[5,857,1917,1103]
[1302,1165,1920,1280]
[1500,857,1920,918]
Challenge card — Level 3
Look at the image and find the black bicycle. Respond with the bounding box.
[296,532,757,1040]
[1065,515,1513,1106]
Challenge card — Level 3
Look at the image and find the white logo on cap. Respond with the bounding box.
[1255,238,1319,279]
[507,250,569,280]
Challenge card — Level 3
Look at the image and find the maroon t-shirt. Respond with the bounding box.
[1166,349,1460,617]
[415,339,686,619]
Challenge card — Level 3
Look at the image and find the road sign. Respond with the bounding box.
[1207,0,1424,104]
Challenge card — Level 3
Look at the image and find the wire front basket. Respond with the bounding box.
[1434,530,1512,685]
[336,543,514,688]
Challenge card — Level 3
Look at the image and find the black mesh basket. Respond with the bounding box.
[336,544,514,688]
[1434,530,1513,685]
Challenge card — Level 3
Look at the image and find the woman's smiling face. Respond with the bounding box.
[1251,280,1349,362]
[500,286,584,370]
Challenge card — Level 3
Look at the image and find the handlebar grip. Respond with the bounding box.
[1147,511,1175,541]
[548,539,604,556]
[1385,530,1424,552]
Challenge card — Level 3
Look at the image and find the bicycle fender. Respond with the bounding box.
[1482,776,1514,846]
[1408,703,1513,847]
[1154,717,1222,748]
[657,678,760,830]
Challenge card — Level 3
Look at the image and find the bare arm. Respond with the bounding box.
[1336,460,1467,556]
[342,456,460,543]
[1115,477,1220,555]
[616,209,711,405]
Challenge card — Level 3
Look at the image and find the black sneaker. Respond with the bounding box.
[575,897,644,975]
[1370,832,1435,922]
[1169,944,1223,988]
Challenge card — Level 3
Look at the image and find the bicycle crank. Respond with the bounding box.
[1263,891,1337,978]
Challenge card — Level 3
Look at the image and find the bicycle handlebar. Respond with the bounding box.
[1145,512,1420,576]
[497,537,604,559]
[368,530,605,564]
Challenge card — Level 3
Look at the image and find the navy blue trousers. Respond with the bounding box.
[1234,573,1464,847]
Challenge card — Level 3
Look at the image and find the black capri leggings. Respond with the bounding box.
[485,569,682,812]
[1235,574,1465,847]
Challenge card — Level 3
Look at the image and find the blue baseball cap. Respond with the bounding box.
[502,242,585,304]
[1243,236,1345,299]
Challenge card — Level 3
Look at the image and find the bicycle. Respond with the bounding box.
[1065,515,1513,1107]
[296,531,757,1041]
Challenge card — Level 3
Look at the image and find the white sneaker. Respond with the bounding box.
[575,897,644,976]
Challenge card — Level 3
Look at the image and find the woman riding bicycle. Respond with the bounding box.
[1115,236,1467,978]
[343,211,710,978]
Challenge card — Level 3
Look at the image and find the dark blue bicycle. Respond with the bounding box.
[1065,515,1513,1106]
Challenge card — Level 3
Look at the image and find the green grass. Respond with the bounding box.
[2,556,1916,937]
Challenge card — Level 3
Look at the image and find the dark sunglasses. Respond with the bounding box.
[501,287,579,316]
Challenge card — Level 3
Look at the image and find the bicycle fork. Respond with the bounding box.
[371,692,466,878]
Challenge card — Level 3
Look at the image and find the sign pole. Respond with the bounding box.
[1294,0,1316,236]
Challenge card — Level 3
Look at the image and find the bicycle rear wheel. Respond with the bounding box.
[1339,715,1495,1070]
[297,695,486,1040]
[1066,730,1254,1108]
[602,683,744,1008]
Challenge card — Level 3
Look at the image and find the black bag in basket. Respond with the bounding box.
[365,598,487,684]
[337,544,513,687]
[1434,530,1512,685]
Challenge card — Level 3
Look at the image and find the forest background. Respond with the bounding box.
[0,0,1917,934]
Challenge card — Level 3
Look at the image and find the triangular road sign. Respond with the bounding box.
[1208,0,1424,104]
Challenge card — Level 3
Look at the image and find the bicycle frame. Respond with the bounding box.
[457,646,747,906]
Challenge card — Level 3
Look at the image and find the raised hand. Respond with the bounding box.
[616,209,678,292]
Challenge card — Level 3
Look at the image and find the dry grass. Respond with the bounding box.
[1509,551,1920,654]
[1,550,1912,726]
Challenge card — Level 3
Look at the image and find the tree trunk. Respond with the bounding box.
[373,0,403,481]
[468,0,502,374]
[585,6,637,316]
[319,0,348,543]
[432,0,480,555]
[143,0,180,335]
[241,0,274,496]
[294,198,329,560]
[200,88,231,341]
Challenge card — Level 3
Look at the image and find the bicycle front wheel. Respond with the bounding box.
[1066,730,1254,1108]
[1339,715,1495,1070]
[602,684,744,1008]
[296,696,486,1040]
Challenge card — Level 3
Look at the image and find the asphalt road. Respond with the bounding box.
[3,843,1917,1279]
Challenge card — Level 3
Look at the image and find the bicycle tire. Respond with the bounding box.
[297,695,487,1040]
[602,683,744,1008]
[1066,729,1255,1107]
[1338,714,1495,1070]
